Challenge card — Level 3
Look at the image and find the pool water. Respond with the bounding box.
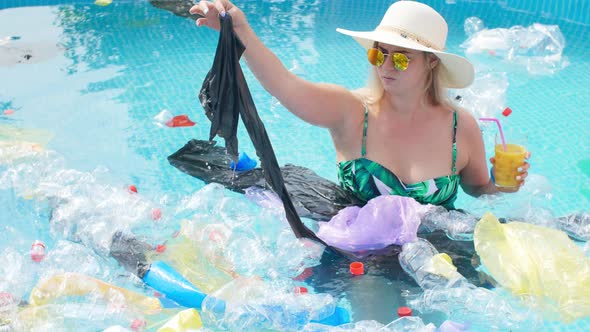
[1,0,589,331]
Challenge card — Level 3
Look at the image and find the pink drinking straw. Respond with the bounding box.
[479,117,506,151]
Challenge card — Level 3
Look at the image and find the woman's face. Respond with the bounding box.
[374,43,433,93]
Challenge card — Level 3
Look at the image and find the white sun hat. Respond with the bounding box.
[337,1,474,89]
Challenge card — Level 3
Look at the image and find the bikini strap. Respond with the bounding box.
[451,111,458,174]
[361,104,369,157]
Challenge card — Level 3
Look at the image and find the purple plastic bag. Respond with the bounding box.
[316,195,429,251]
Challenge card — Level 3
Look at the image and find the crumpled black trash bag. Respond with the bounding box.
[198,14,241,160]
[168,139,362,221]
[192,13,326,244]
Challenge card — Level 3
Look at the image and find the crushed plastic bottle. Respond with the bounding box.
[399,239,470,290]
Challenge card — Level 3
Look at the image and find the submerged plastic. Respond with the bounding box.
[29,272,162,314]
[316,195,424,251]
[157,308,203,332]
[474,212,590,322]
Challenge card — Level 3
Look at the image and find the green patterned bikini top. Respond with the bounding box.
[337,106,461,210]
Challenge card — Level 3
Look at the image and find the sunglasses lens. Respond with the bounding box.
[367,48,384,66]
[393,53,409,71]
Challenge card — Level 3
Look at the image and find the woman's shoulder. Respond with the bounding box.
[452,107,484,149]
[452,107,479,131]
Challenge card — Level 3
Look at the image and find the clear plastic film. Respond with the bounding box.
[461,21,569,75]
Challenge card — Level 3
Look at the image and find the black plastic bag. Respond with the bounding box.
[194,14,326,243]
[168,139,362,221]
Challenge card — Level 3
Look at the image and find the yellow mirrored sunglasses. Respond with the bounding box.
[367,48,411,71]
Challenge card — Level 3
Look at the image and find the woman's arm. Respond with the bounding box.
[458,111,530,196]
[190,0,359,130]
[458,111,498,197]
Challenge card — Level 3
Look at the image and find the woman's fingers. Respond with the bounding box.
[214,0,227,16]
[516,160,531,187]
[189,1,212,16]
[190,1,222,29]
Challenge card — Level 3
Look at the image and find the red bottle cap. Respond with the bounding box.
[502,107,512,117]
[151,208,162,220]
[155,244,166,253]
[294,286,308,294]
[30,240,46,263]
[349,261,364,275]
[397,306,412,317]
[130,318,146,332]
[0,292,15,307]
[128,185,138,193]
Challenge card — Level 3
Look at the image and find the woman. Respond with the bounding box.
[189,0,530,210]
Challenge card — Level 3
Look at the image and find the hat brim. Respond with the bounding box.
[336,28,474,89]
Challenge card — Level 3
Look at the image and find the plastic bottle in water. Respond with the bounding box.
[420,207,478,241]
[399,238,451,290]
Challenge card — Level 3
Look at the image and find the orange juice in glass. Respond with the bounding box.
[493,132,527,190]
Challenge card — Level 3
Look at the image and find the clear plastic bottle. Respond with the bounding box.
[420,208,478,241]
[399,238,450,290]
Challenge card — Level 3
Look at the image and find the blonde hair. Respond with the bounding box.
[354,46,452,108]
[353,67,383,105]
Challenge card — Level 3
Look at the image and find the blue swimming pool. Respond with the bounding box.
[1,0,589,331]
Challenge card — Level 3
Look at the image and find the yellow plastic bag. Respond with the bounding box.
[474,212,590,322]
[29,272,162,314]
[157,308,202,332]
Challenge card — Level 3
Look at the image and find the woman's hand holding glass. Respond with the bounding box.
[490,151,531,193]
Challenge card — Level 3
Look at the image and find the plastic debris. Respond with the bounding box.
[94,0,113,6]
[156,308,203,331]
[165,115,196,127]
[317,195,425,251]
[349,262,364,275]
[475,212,590,322]
[229,152,257,171]
[30,240,46,263]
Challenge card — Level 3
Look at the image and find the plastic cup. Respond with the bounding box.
[493,131,527,190]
